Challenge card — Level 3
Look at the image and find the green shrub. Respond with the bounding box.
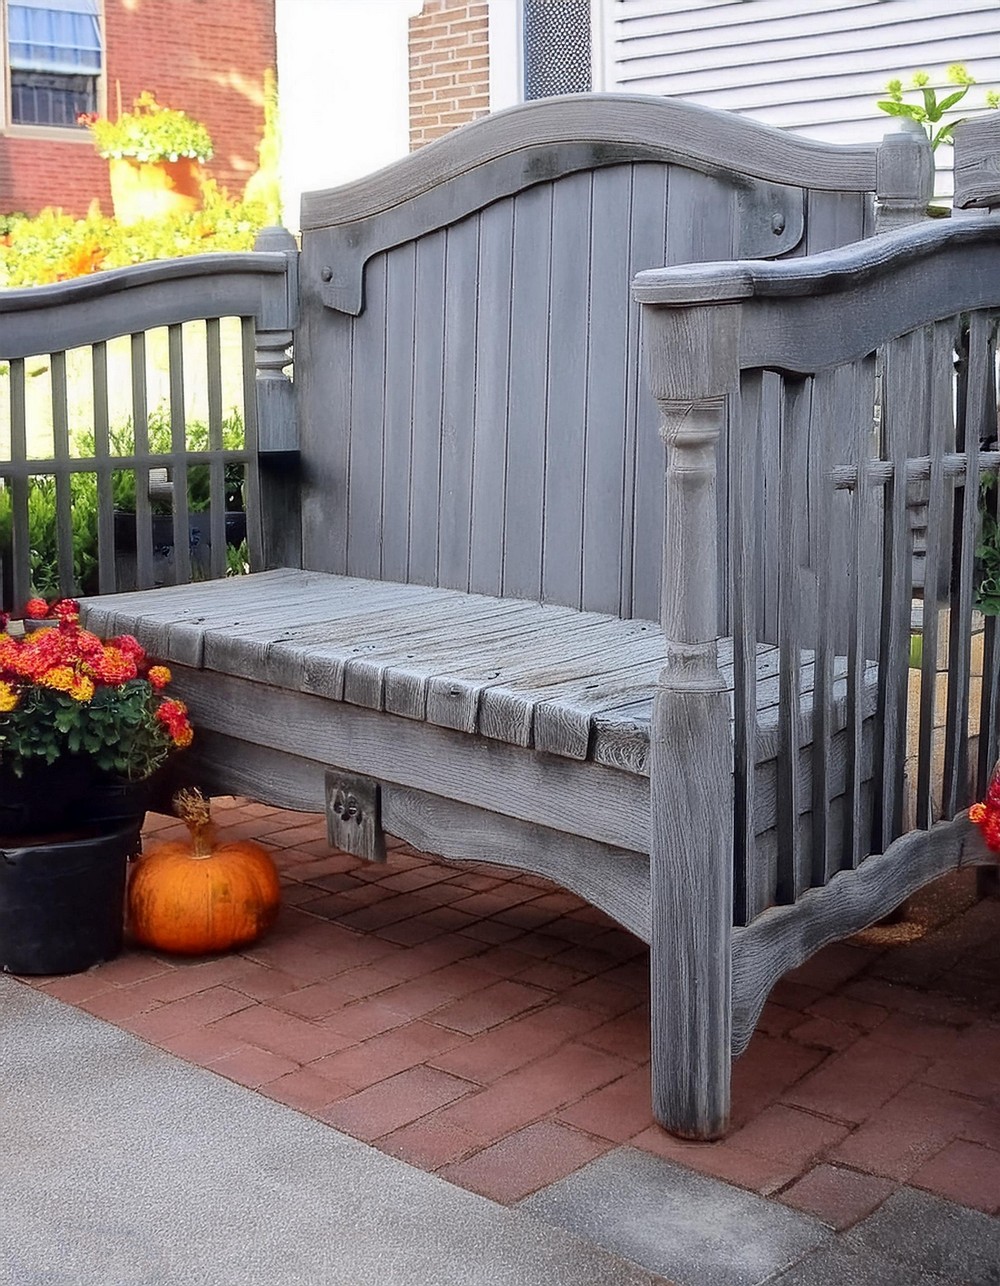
[75,406,246,513]
[0,407,246,599]
[0,183,270,288]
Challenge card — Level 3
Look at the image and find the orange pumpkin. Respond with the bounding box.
[128,789,281,955]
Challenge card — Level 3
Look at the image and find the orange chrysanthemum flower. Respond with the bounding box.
[94,645,138,685]
[147,665,171,689]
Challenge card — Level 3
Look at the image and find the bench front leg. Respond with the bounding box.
[650,679,733,1139]
[647,395,734,1138]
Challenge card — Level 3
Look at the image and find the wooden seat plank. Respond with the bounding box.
[86,570,880,782]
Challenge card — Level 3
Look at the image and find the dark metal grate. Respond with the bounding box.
[522,0,591,100]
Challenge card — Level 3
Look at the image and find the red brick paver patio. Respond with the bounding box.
[18,799,1000,1222]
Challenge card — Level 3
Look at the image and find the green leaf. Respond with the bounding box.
[876,100,925,121]
[936,87,970,114]
[920,86,940,120]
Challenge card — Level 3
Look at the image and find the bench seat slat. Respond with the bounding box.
[81,570,880,778]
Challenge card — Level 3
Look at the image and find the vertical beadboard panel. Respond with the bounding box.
[583,166,633,615]
[469,199,515,598]
[300,296,354,576]
[803,189,869,256]
[541,170,593,608]
[625,164,669,623]
[380,242,417,584]
[437,218,480,592]
[408,229,447,587]
[346,253,388,580]
[502,183,554,603]
[619,164,658,622]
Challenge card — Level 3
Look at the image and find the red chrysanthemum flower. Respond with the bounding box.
[50,598,81,621]
[113,634,147,663]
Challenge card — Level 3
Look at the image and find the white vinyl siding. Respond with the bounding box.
[597,0,1000,195]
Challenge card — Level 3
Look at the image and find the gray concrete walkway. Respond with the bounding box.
[3,976,998,1286]
[0,978,666,1286]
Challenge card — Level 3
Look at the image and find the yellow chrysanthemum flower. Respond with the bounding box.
[69,673,95,703]
[39,665,75,693]
[0,681,19,712]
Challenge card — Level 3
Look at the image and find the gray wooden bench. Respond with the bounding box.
[75,95,962,1140]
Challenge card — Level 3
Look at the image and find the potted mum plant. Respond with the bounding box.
[78,91,214,226]
[0,596,193,975]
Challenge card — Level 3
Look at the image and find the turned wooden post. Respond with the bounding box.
[633,285,740,1138]
[253,225,301,571]
[953,114,1000,215]
[874,120,934,231]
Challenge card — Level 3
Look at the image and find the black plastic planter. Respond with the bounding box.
[0,760,152,836]
[0,820,140,975]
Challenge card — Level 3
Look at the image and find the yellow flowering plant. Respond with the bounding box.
[78,91,214,164]
[0,597,192,781]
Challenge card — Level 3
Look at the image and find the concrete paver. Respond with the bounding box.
[520,1150,831,1286]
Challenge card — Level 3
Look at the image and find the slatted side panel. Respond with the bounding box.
[735,355,883,915]
[736,311,1000,919]
[943,313,995,813]
[0,320,254,611]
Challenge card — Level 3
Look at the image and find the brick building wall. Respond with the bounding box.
[409,0,489,150]
[0,0,275,218]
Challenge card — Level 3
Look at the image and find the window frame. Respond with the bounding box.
[1,0,105,139]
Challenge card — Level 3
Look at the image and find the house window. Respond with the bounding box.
[522,0,591,100]
[6,0,102,127]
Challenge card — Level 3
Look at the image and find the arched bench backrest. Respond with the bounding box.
[296,94,910,624]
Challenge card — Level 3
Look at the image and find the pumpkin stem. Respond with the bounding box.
[173,787,216,858]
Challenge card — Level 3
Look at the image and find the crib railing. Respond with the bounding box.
[0,231,299,610]
[636,215,1000,1135]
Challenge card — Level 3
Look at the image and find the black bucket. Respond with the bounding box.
[0,760,151,837]
[0,820,140,975]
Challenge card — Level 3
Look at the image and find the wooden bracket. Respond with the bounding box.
[325,771,386,863]
[735,179,804,259]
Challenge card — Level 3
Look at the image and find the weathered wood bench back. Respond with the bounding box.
[295,96,923,628]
